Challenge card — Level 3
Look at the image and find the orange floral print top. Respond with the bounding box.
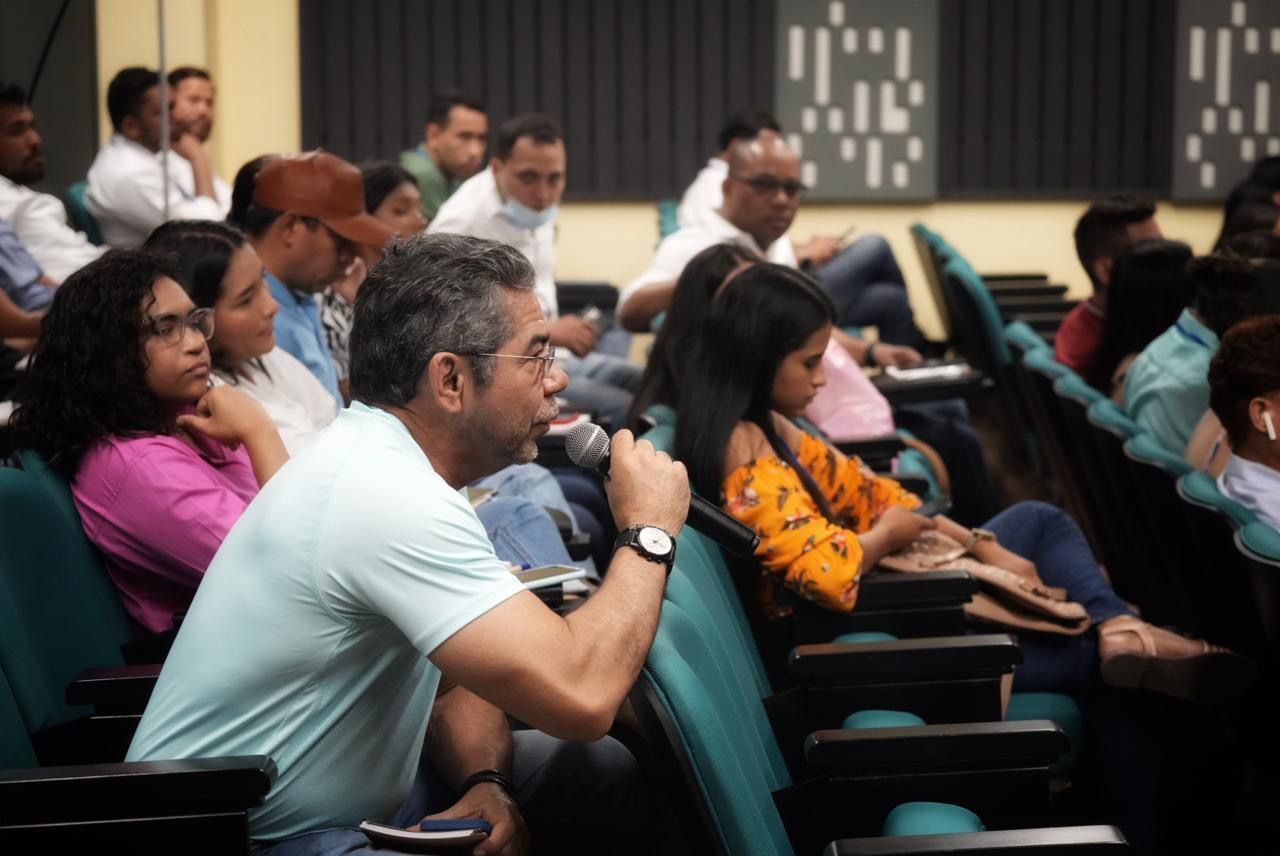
[722,432,920,618]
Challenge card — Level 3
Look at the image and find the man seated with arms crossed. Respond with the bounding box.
[127,233,690,856]
[0,82,105,280]
[430,113,642,426]
[401,90,490,222]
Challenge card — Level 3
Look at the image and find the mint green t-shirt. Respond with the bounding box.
[1124,308,1220,453]
[126,402,522,841]
[400,145,459,221]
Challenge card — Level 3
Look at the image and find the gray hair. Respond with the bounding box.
[349,232,536,407]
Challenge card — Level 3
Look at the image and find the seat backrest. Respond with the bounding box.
[1235,522,1280,663]
[657,199,680,240]
[1177,470,1257,529]
[1004,320,1049,360]
[0,665,38,770]
[944,257,1011,370]
[66,181,105,246]
[0,467,131,734]
[644,599,794,856]
[909,224,955,340]
[1087,398,1140,440]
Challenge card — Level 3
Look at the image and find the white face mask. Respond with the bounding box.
[503,196,559,230]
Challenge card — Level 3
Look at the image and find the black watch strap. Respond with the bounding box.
[459,768,515,799]
[613,524,676,573]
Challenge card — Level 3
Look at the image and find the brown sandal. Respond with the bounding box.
[1098,616,1255,703]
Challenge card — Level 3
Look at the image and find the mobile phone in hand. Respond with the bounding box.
[581,304,603,328]
[358,819,490,852]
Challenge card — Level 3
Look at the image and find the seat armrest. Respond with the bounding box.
[858,570,976,609]
[0,756,276,824]
[788,634,1019,683]
[836,435,907,461]
[825,825,1129,854]
[66,664,161,711]
[805,720,1067,773]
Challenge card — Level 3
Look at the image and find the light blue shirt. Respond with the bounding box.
[0,221,54,310]
[126,402,523,840]
[1219,454,1280,532]
[266,271,343,409]
[1125,308,1220,453]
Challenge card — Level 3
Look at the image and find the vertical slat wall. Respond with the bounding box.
[300,0,1184,200]
[299,0,776,200]
[937,0,1176,198]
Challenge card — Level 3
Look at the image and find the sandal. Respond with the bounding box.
[1098,615,1256,703]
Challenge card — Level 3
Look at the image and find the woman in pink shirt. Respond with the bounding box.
[10,249,288,634]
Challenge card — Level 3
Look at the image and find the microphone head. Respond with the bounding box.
[565,422,610,470]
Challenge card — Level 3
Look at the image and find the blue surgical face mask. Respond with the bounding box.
[503,197,559,230]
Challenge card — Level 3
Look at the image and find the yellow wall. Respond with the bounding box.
[557,201,1222,340]
[94,0,300,179]
[95,1,1223,341]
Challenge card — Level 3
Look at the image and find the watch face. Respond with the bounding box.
[637,526,673,556]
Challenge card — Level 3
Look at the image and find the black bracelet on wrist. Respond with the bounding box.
[459,768,516,799]
[865,342,878,368]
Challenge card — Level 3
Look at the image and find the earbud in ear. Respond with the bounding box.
[1265,411,1276,442]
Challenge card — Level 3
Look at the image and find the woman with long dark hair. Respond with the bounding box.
[1087,239,1195,400]
[674,263,1250,697]
[144,220,337,453]
[9,249,288,634]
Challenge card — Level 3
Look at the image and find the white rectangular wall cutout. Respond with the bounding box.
[866,137,883,188]
[907,136,924,162]
[829,1,845,27]
[828,107,844,133]
[802,106,819,134]
[1203,107,1218,133]
[868,27,884,54]
[814,28,831,105]
[880,81,910,133]
[1270,137,1280,156]
[1187,133,1202,162]
[1216,27,1232,106]
[892,162,909,188]
[853,80,871,133]
[895,28,911,81]
[1190,26,1205,81]
[1242,137,1257,161]
[802,161,818,189]
[788,133,805,158]
[1229,107,1244,133]
[1201,161,1216,189]
[908,80,925,107]
[844,27,858,53]
[1232,1,1246,27]
[789,26,806,81]
[840,137,857,161]
[1246,28,1259,54]
[1256,81,1271,133]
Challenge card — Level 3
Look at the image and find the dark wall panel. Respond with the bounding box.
[300,0,775,200]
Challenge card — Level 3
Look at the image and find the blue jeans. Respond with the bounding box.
[815,233,926,347]
[475,496,574,569]
[982,501,1159,854]
[252,731,646,855]
[475,464,575,523]
[558,351,643,428]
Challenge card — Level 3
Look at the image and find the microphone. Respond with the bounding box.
[565,423,760,557]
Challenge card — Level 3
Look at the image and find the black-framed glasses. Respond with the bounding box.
[461,346,558,377]
[144,307,215,346]
[729,173,808,199]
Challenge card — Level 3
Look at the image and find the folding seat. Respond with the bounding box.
[632,595,1126,855]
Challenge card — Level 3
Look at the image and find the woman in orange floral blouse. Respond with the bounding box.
[674,263,1251,705]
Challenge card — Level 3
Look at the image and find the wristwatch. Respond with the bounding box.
[614,524,677,571]
[963,528,997,551]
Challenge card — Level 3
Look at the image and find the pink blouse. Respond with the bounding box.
[72,432,259,634]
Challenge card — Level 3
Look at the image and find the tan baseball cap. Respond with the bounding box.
[253,150,396,248]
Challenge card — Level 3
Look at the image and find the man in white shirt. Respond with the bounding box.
[0,83,104,281]
[430,113,642,425]
[86,67,230,248]
[663,114,927,348]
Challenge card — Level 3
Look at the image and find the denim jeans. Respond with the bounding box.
[475,496,574,568]
[815,233,927,348]
[251,731,647,856]
[475,464,575,523]
[557,351,643,428]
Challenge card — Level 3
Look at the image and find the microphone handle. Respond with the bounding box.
[687,493,760,557]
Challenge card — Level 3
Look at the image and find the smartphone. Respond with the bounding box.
[358,819,490,852]
[513,564,589,589]
[914,497,953,518]
[581,304,604,328]
[838,225,858,246]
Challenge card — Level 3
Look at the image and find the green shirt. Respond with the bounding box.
[399,145,459,220]
[1124,308,1220,453]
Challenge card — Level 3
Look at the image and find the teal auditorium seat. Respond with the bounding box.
[1004,320,1050,357]
[657,198,680,240]
[1235,522,1280,670]
[637,597,1121,854]
[65,181,104,246]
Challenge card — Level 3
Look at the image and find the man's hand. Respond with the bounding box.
[169,132,206,165]
[418,783,528,856]
[795,235,843,268]
[605,429,690,534]
[548,315,599,357]
[870,342,923,369]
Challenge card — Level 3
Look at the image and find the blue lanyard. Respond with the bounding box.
[1174,321,1213,350]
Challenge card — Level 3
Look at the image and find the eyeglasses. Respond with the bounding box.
[462,346,558,378]
[729,173,808,199]
[144,307,215,345]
